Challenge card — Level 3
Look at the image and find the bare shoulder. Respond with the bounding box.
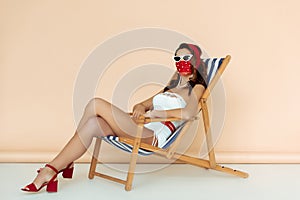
[192,84,205,100]
[183,84,205,106]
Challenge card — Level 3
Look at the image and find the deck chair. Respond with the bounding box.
[88,55,249,191]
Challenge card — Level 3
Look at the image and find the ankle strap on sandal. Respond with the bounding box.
[45,164,59,174]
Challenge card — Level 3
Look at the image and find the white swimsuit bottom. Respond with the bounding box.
[144,92,187,148]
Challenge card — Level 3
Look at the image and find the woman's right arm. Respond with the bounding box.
[131,88,163,119]
[132,72,179,119]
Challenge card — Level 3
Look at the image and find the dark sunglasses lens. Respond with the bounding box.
[183,55,191,61]
[173,56,181,62]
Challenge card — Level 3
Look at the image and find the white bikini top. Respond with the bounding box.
[152,91,187,110]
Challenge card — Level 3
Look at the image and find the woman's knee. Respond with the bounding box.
[84,97,107,115]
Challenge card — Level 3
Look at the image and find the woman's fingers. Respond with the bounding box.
[133,111,141,119]
[132,107,147,119]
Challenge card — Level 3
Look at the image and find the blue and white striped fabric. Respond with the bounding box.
[202,58,224,84]
[102,122,186,156]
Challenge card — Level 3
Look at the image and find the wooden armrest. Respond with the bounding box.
[128,112,199,124]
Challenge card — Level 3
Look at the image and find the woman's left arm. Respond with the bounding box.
[144,84,205,120]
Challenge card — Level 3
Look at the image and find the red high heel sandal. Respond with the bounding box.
[37,162,74,179]
[21,164,59,193]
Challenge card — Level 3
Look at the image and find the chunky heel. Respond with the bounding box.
[62,167,74,179]
[46,180,58,193]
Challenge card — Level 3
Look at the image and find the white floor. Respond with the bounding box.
[1,163,299,200]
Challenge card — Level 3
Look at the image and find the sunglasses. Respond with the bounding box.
[173,54,193,62]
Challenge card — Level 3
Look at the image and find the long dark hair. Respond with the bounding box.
[163,43,208,95]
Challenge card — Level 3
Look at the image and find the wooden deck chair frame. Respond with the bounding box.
[88,55,249,191]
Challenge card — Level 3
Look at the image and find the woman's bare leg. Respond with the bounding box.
[49,116,115,170]
[23,98,154,190]
[28,116,114,189]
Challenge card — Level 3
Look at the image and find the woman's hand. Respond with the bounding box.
[143,110,167,118]
[132,104,146,120]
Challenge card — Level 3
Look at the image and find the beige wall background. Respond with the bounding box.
[1,0,299,163]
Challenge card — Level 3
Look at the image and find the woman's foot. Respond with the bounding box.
[21,164,58,192]
[37,162,74,178]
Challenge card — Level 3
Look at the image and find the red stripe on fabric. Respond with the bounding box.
[161,121,176,133]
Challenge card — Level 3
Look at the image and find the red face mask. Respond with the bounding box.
[176,61,193,76]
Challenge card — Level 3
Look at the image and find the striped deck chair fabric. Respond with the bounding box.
[102,122,186,156]
[101,57,224,156]
[203,57,224,84]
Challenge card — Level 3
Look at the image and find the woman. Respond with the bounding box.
[21,43,208,193]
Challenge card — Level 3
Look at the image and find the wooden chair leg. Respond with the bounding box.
[174,153,249,178]
[125,123,143,191]
[201,99,216,168]
[89,137,102,179]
